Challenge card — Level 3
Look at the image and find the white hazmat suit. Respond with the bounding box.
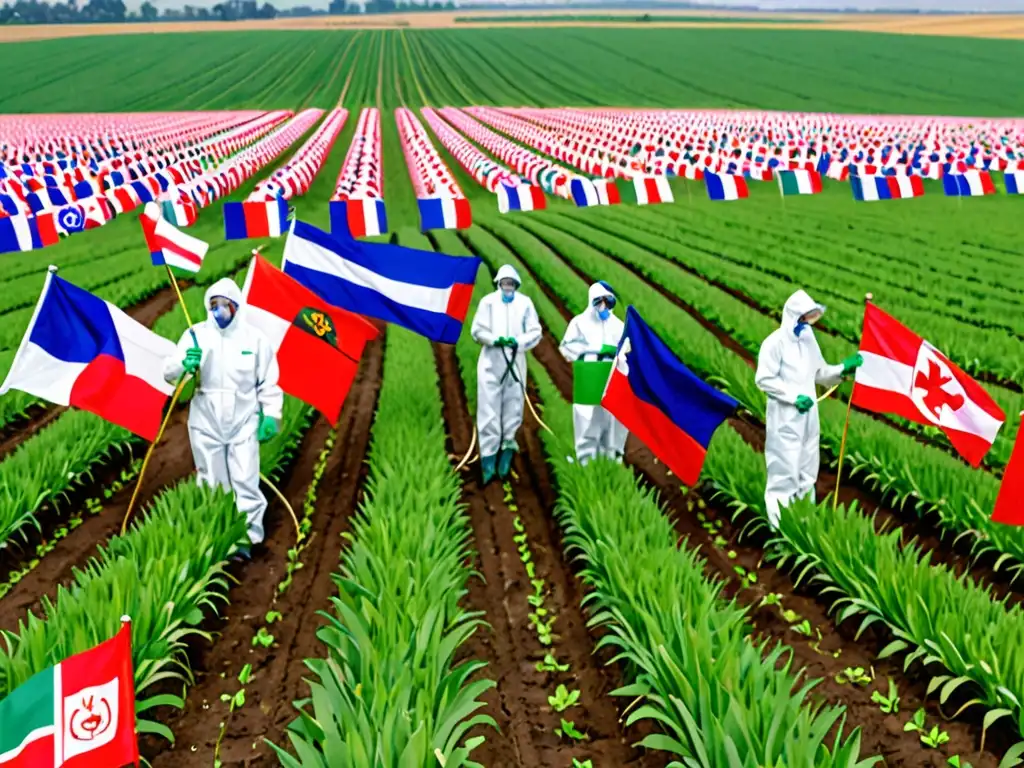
[470,265,542,479]
[164,277,283,545]
[559,282,628,465]
[755,290,844,528]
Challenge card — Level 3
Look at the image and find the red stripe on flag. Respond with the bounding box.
[981,171,997,195]
[602,368,708,486]
[910,175,924,196]
[1,732,55,767]
[243,202,271,239]
[810,170,823,193]
[347,203,367,238]
[994,423,1024,525]
[69,354,169,441]
[859,303,920,366]
[454,198,472,229]
[884,176,902,198]
[445,282,474,323]
[37,212,60,247]
[642,176,662,204]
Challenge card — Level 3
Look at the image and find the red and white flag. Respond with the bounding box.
[993,416,1024,525]
[852,303,1005,467]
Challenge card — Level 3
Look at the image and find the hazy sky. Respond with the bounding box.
[145,0,1024,15]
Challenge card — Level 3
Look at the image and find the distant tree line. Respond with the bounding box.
[0,0,455,24]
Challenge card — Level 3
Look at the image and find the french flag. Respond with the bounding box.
[0,269,177,441]
[601,306,738,485]
[570,178,601,207]
[942,170,997,197]
[224,197,289,240]
[498,183,546,214]
[282,220,481,344]
[705,172,749,202]
[418,196,472,232]
[0,211,60,254]
[329,199,388,238]
[141,202,209,274]
[1006,171,1024,195]
[851,175,925,202]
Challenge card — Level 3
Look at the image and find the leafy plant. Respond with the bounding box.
[547,684,581,713]
[921,725,950,749]
[555,719,588,742]
[903,708,927,734]
[835,666,872,686]
[871,679,900,714]
[252,627,275,649]
[536,653,569,673]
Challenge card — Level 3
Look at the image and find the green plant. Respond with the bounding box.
[214,664,254,766]
[903,708,927,734]
[921,725,950,749]
[871,679,900,714]
[835,666,872,686]
[555,719,588,742]
[547,684,580,713]
[252,627,275,649]
[948,756,973,768]
[536,653,569,673]
[572,760,593,768]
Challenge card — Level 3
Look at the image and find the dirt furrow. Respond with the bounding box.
[145,335,384,767]
[433,342,665,767]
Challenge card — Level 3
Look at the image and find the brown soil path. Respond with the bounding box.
[145,336,383,767]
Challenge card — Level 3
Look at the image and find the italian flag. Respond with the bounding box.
[0,623,138,768]
[777,169,823,196]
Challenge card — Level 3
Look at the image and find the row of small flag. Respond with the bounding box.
[329,108,385,238]
[396,107,472,232]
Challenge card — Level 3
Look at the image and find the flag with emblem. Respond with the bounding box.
[852,302,1005,466]
[241,254,379,424]
[0,621,137,768]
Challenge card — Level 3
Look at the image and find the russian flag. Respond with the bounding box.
[497,183,545,214]
[223,197,288,239]
[418,196,472,232]
[851,175,925,202]
[1006,171,1024,195]
[0,212,60,254]
[282,220,481,344]
[942,170,997,197]
[704,173,749,202]
[0,270,177,441]
[329,199,388,238]
[601,306,738,485]
[141,202,209,274]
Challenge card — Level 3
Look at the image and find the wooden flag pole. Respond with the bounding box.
[121,374,188,534]
[831,292,872,513]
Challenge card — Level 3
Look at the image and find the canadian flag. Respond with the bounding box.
[852,303,1005,467]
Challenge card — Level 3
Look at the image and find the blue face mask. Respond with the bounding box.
[598,308,611,321]
[213,305,235,329]
[794,321,808,337]
[501,290,515,304]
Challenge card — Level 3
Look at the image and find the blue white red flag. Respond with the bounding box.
[704,172,748,201]
[0,270,177,440]
[498,183,546,213]
[1004,171,1024,195]
[282,219,481,344]
[0,212,59,254]
[329,199,387,238]
[942,169,996,197]
[223,197,288,239]
[601,306,738,485]
[851,175,925,202]
[417,196,471,232]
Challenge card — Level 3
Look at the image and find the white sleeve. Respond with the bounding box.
[517,298,542,352]
[255,333,284,420]
[163,328,194,384]
[755,334,797,405]
[559,316,587,362]
[470,296,496,346]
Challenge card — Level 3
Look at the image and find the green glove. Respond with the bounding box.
[182,346,202,374]
[795,395,814,414]
[257,414,279,442]
[495,337,511,348]
[842,352,864,376]
[599,343,618,358]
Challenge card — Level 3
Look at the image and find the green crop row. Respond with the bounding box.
[524,356,878,766]
[0,393,314,742]
[272,255,493,764]
[498,212,1024,580]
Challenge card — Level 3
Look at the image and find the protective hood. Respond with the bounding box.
[782,289,825,339]
[205,277,243,332]
[587,281,614,312]
[493,264,522,287]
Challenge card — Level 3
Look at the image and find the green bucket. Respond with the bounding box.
[573,360,614,405]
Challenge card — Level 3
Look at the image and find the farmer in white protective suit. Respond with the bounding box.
[559,281,628,465]
[755,289,862,528]
[470,264,542,484]
[163,277,283,554]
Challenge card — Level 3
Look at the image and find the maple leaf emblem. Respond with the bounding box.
[913,359,964,418]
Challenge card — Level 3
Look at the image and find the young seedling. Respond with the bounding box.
[252,627,275,648]
[870,678,900,713]
[547,684,581,713]
[214,664,253,766]
[921,725,950,749]
[759,592,783,607]
[555,719,588,742]
[835,666,873,686]
[572,760,593,768]
[536,653,570,673]
[903,707,927,734]
[948,756,973,768]
[791,619,813,637]
[265,610,282,624]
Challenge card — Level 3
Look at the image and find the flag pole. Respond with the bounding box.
[831,291,871,513]
[121,373,188,534]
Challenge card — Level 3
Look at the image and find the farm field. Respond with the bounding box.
[1,24,1024,768]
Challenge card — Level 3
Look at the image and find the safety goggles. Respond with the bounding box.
[592,295,617,310]
[209,296,238,312]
